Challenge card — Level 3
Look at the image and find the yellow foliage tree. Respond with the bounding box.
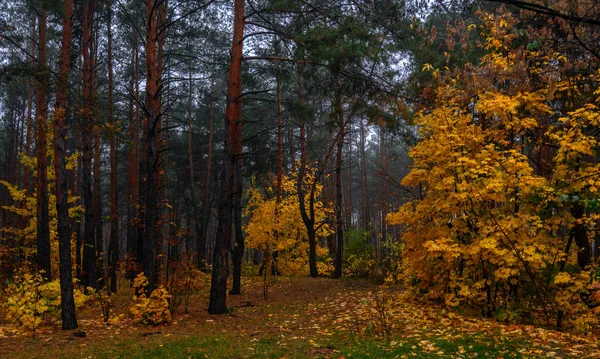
[388,7,600,330]
[0,127,82,278]
[244,167,333,275]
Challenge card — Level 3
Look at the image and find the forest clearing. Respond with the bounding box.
[2,277,600,359]
[1,0,600,357]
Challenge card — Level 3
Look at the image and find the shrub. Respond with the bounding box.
[129,273,171,325]
[3,268,89,333]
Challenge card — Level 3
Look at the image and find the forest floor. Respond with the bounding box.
[1,276,600,358]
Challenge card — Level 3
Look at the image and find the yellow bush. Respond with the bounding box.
[129,273,171,325]
[3,268,89,332]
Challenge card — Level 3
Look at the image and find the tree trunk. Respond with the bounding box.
[143,0,166,292]
[126,31,139,281]
[92,7,103,281]
[198,79,214,270]
[136,81,146,275]
[276,76,283,206]
[93,108,103,283]
[288,121,295,170]
[295,64,318,278]
[360,119,371,238]
[81,0,98,289]
[231,86,245,295]
[572,202,591,269]
[268,74,284,276]
[208,0,245,314]
[107,0,118,293]
[75,130,82,280]
[345,123,353,228]
[53,0,78,329]
[187,66,202,267]
[334,91,345,279]
[24,14,36,198]
[35,0,51,280]
[379,127,387,258]
[230,160,244,295]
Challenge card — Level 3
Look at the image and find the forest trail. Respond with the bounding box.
[1,277,599,358]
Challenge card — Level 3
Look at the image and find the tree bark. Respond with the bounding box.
[269,74,284,276]
[277,75,283,205]
[208,0,245,314]
[93,127,103,272]
[379,127,387,257]
[75,129,82,280]
[24,14,36,198]
[107,0,118,293]
[571,202,591,269]
[230,90,245,295]
[53,0,78,330]
[198,80,214,270]
[334,90,345,279]
[360,119,371,238]
[143,0,166,292]
[81,0,98,289]
[35,0,51,280]
[92,9,103,282]
[187,66,202,265]
[126,30,139,281]
[295,64,318,278]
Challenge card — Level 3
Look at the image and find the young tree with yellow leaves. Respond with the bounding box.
[245,168,333,276]
[388,6,600,330]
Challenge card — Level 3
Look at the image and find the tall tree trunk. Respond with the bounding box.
[136,80,146,274]
[93,114,103,278]
[143,0,166,291]
[143,0,158,290]
[126,30,138,281]
[267,74,284,276]
[74,120,82,280]
[276,75,283,204]
[187,66,201,265]
[81,0,98,289]
[288,121,295,170]
[92,17,103,282]
[230,90,245,295]
[379,127,387,258]
[360,119,370,238]
[346,123,353,228]
[107,0,118,293]
[35,0,51,280]
[199,79,214,269]
[295,64,318,278]
[156,0,168,279]
[134,37,145,279]
[24,14,36,197]
[334,90,345,279]
[53,0,78,329]
[208,0,245,314]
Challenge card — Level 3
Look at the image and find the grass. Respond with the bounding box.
[1,277,599,358]
[5,329,534,359]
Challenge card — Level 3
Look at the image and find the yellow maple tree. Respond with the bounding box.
[388,7,600,330]
[244,167,333,275]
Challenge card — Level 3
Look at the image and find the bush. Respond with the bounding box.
[3,268,89,332]
[344,230,376,279]
[129,273,171,325]
[166,256,207,314]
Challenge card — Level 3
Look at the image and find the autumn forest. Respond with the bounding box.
[1,0,600,357]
